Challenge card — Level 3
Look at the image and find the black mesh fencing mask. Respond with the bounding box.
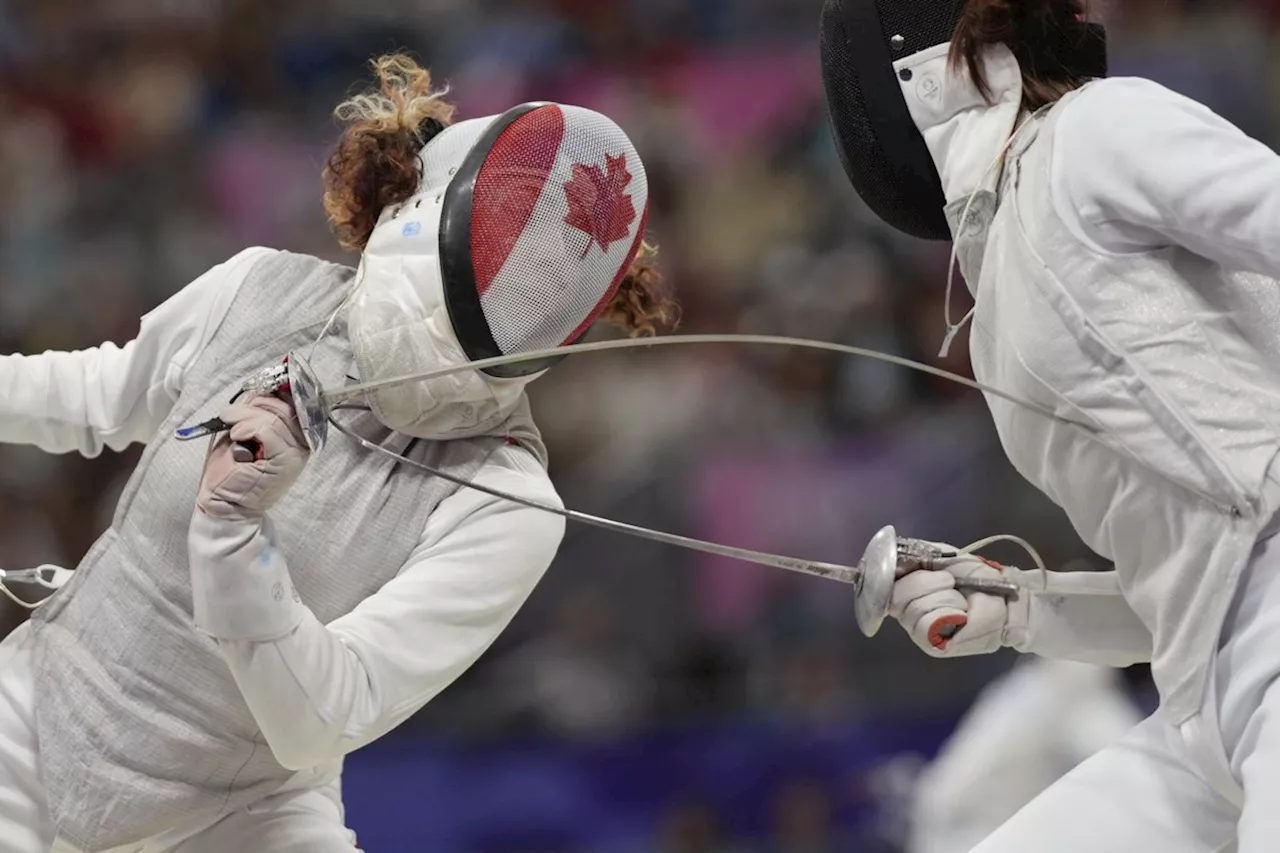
[820,0,1107,241]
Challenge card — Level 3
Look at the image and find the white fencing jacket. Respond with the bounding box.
[0,249,564,770]
[897,44,1280,722]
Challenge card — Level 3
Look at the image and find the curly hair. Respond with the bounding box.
[599,241,680,338]
[323,54,456,252]
[323,53,678,338]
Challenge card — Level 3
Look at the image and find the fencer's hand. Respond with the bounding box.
[888,545,1029,658]
[196,395,309,521]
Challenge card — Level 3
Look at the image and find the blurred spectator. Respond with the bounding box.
[767,778,849,853]
[770,646,864,730]
[654,636,745,722]
[498,590,651,740]
[657,800,743,853]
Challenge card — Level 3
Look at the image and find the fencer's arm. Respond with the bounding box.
[1010,569,1152,668]
[188,444,563,772]
[895,559,1151,667]
[0,247,270,456]
[1053,79,1280,276]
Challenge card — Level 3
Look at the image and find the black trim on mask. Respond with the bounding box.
[438,102,567,379]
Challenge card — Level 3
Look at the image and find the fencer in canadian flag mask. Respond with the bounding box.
[0,55,674,852]
[349,100,651,439]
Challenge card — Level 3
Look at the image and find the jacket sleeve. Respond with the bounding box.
[0,247,271,456]
[1052,78,1280,277]
[189,444,564,771]
[1009,568,1153,668]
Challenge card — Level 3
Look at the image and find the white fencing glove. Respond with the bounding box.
[889,545,1152,666]
[189,394,309,643]
[196,394,309,522]
[889,546,1031,658]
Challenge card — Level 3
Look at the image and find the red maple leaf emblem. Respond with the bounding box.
[563,152,637,257]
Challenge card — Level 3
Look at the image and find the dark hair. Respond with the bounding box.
[949,0,1095,110]
[323,53,678,338]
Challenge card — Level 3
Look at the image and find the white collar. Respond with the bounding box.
[896,43,1025,205]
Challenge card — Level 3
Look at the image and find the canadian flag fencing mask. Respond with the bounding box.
[348,102,650,439]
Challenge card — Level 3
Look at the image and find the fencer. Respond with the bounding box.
[821,0,1280,849]
[0,54,672,852]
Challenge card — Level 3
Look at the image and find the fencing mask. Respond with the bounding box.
[819,0,1107,241]
[349,102,649,439]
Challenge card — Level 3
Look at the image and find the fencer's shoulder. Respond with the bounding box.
[474,440,565,511]
[186,247,274,289]
[1060,76,1187,113]
[211,248,357,323]
[421,440,564,557]
[416,439,564,556]
[206,246,281,282]
[1051,78,1205,163]
[1046,79,1205,243]
[151,248,284,331]
[221,247,351,282]
[225,245,281,266]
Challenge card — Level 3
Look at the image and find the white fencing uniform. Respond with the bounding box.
[908,659,1142,853]
[0,248,563,851]
[972,528,1280,851]
[890,42,1280,851]
[0,625,355,852]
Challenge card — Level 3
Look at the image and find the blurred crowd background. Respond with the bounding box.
[0,0,1273,849]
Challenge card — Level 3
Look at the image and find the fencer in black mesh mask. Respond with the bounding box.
[819,0,1107,241]
[819,1,1280,851]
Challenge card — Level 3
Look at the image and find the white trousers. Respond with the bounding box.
[971,529,1280,853]
[0,626,361,853]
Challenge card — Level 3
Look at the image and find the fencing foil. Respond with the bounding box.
[165,333,1136,638]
